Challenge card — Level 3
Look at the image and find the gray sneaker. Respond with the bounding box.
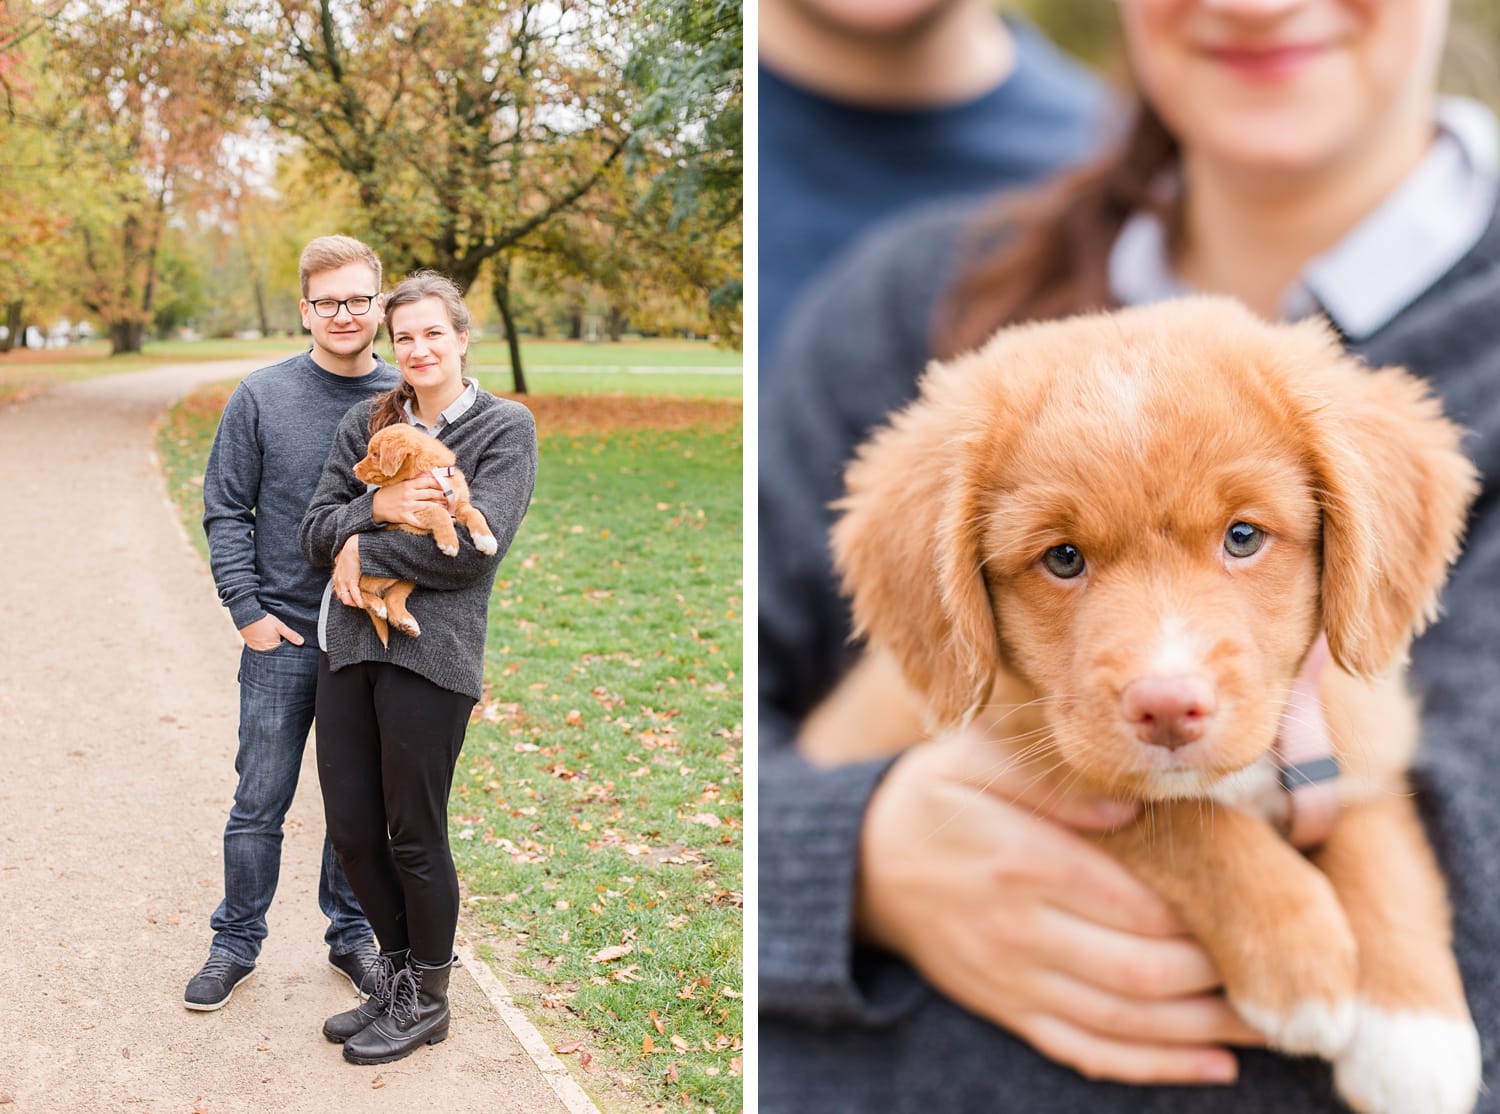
[184,954,255,1011]
[329,939,383,995]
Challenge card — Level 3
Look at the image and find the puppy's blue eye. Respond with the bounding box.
[1225,522,1266,559]
[1043,544,1085,579]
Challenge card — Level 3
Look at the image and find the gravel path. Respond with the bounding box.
[0,362,582,1113]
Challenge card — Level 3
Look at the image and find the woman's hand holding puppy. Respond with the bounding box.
[371,474,447,528]
[856,725,1265,1086]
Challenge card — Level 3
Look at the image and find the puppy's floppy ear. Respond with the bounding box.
[376,429,412,478]
[1296,333,1477,675]
[831,357,1004,728]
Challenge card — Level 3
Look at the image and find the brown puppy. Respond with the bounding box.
[802,298,1480,1114]
[350,422,497,646]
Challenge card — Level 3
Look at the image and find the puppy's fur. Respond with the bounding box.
[350,422,497,646]
[803,298,1480,1114]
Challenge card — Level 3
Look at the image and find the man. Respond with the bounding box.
[185,235,400,1010]
[758,0,1108,376]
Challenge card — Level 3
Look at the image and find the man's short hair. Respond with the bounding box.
[299,235,383,297]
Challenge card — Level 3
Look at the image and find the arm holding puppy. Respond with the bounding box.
[300,399,536,596]
[759,238,1253,1084]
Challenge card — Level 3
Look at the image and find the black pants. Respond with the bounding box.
[315,655,474,967]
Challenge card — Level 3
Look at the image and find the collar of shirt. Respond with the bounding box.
[402,377,479,434]
[1108,96,1500,340]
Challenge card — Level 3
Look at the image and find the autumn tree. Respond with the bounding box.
[249,0,744,389]
[46,0,255,354]
[496,0,741,352]
[0,4,69,349]
[255,1,637,279]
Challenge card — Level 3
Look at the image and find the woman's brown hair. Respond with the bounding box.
[934,98,1179,359]
[368,270,473,436]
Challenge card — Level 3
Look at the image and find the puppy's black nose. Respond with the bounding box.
[1121,675,1216,750]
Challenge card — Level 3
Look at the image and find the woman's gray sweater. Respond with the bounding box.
[299,392,537,700]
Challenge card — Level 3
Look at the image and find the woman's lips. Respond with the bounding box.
[1205,42,1327,81]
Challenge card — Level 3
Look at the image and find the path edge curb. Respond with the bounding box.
[455,940,606,1114]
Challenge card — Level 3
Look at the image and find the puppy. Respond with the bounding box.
[350,422,497,646]
[801,298,1481,1114]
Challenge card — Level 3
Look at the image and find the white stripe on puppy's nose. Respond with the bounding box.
[1122,674,1218,750]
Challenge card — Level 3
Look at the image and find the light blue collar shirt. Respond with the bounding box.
[1108,97,1500,339]
[403,376,480,435]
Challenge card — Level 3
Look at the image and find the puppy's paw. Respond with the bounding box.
[1333,1001,1480,1114]
[439,541,459,557]
[394,615,421,638]
[474,533,498,555]
[1236,998,1356,1058]
[367,600,388,620]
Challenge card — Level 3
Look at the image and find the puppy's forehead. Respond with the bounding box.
[1006,344,1295,474]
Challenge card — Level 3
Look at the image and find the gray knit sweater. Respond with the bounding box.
[759,199,1500,1113]
[298,392,537,700]
[202,350,399,643]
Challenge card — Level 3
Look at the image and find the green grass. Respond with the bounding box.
[157,385,743,1113]
[3,336,741,406]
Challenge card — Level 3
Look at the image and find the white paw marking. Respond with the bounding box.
[368,600,388,619]
[474,534,498,555]
[439,542,459,556]
[396,617,421,637]
[1236,998,1355,1057]
[1333,1001,1480,1114]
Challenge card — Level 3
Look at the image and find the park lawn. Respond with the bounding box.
[4,336,741,407]
[158,384,743,1114]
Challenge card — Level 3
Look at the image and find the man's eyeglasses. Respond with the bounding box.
[308,295,378,318]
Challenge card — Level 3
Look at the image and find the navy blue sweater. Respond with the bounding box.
[757,18,1104,376]
[202,351,399,644]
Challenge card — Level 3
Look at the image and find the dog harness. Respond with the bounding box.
[430,466,459,514]
[1273,642,1341,850]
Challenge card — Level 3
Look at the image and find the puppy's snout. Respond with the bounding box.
[1121,675,1217,751]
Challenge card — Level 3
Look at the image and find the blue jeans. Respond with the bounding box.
[209,641,371,965]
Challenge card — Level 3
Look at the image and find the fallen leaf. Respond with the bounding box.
[643,1033,656,1055]
[666,1062,680,1082]
[649,1009,664,1035]
[554,1040,585,1055]
[670,1034,690,1053]
[591,943,634,963]
[371,1072,386,1090]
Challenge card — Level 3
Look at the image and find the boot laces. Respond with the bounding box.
[388,966,421,1026]
[364,953,399,1004]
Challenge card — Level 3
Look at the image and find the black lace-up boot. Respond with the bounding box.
[341,959,452,1065]
[323,948,409,1044]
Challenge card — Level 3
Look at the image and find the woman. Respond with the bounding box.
[299,270,537,1065]
[760,0,1500,1109]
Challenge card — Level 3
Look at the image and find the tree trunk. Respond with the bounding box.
[490,258,528,395]
[607,305,625,342]
[569,309,583,340]
[0,302,22,352]
[109,321,145,355]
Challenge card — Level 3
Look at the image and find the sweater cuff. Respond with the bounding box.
[758,746,928,1026]
[333,492,378,557]
[227,597,266,631]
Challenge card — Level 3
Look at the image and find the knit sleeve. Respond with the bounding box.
[298,404,378,570]
[357,403,538,590]
[202,381,267,630]
[758,207,967,1026]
